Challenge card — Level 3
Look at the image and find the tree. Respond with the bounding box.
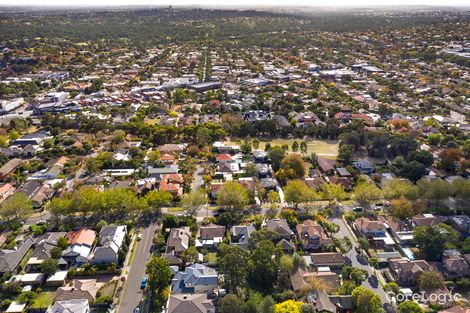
[300,141,308,154]
[439,148,462,172]
[413,226,447,261]
[292,141,299,152]
[249,229,279,248]
[353,181,383,211]
[218,245,250,293]
[111,129,126,144]
[147,150,161,164]
[273,300,303,313]
[146,256,172,293]
[382,179,419,201]
[418,271,445,290]
[216,181,249,224]
[462,238,470,254]
[390,196,414,219]
[218,294,245,313]
[0,192,33,226]
[453,178,470,203]
[259,296,275,313]
[357,238,369,251]
[383,282,401,295]
[144,190,173,213]
[351,286,382,313]
[338,280,357,295]
[268,147,286,172]
[181,246,198,264]
[400,161,427,183]
[342,266,369,285]
[407,150,434,168]
[397,300,424,313]
[339,144,354,165]
[417,178,453,204]
[248,240,282,293]
[281,154,306,178]
[320,183,347,205]
[40,258,59,276]
[332,237,352,254]
[181,191,207,217]
[284,180,315,208]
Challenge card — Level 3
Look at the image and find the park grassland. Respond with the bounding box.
[226,138,339,159]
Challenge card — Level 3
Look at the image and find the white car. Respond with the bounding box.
[137,234,143,241]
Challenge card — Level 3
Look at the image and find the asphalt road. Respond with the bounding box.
[332,217,390,304]
[119,224,157,313]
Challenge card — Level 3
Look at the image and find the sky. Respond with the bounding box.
[0,0,469,6]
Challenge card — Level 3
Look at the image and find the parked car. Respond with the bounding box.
[353,207,363,212]
[137,233,143,241]
[140,277,147,290]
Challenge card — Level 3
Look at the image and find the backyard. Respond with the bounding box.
[226,138,339,159]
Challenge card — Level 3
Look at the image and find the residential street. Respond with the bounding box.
[118,224,157,313]
[332,217,390,304]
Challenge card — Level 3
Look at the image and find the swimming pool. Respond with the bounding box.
[402,247,416,260]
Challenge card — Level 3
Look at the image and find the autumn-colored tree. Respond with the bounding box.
[390,196,414,219]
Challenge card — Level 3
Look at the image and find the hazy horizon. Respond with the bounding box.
[0,0,469,8]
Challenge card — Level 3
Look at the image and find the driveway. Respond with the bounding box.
[333,217,390,304]
[118,224,157,313]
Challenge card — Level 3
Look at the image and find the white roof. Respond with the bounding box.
[47,271,68,282]
[21,273,45,283]
[6,302,26,313]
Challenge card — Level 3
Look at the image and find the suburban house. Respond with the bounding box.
[91,225,127,264]
[305,253,346,268]
[159,174,184,199]
[62,229,96,266]
[26,232,67,271]
[196,224,225,248]
[0,158,22,181]
[290,267,340,293]
[379,216,414,244]
[54,279,99,303]
[412,213,445,227]
[389,258,433,286]
[266,219,294,239]
[354,217,394,246]
[449,215,470,235]
[166,227,191,256]
[443,250,470,279]
[0,237,34,274]
[171,264,218,294]
[0,183,16,204]
[230,224,256,250]
[167,294,215,313]
[46,299,90,313]
[353,159,374,175]
[295,220,332,251]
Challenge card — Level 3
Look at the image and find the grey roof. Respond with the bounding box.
[168,293,214,313]
[46,299,89,313]
[0,237,34,273]
[171,264,218,293]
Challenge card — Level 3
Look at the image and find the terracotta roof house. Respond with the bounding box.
[63,229,96,265]
[54,279,99,303]
[265,219,293,239]
[160,153,178,165]
[160,174,183,199]
[166,227,191,256]
[412,214,445,227]
[0,183,16,204]
[354,217,387,237]
[443,251,470,279]
[389,258,433,286]
[196,224,225,248]
[215,154,232,163]
[158,144,187,155]
[167,293,215,313]
[296,220,332,251]
[317,157,335,174]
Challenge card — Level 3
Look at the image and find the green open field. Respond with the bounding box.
[226,138,339,159]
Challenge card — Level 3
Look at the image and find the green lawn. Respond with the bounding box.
[29,291,55,309]
[204,253,217,264]
[226,138,339,159]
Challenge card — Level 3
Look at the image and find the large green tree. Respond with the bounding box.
[216,181,249,224]
[351,286,382,313]
[284,180,315,208]
[218,244,250,293]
